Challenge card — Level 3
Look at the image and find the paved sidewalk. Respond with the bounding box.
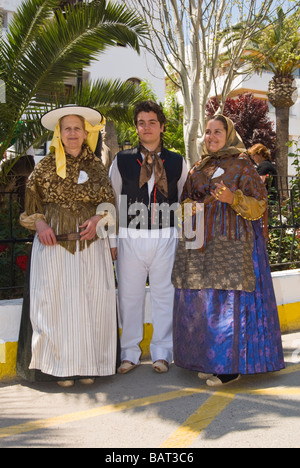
[0,331,299,449]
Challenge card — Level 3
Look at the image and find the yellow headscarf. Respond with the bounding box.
[50,117,106,179]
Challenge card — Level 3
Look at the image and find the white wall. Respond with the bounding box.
[272,269,300,306]
[88,46,166,102]
[0,0,19,14]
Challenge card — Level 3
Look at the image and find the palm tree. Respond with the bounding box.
[247,7,300,182]
[0,0,147,174]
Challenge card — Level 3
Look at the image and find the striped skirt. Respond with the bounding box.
[29,235,117,378]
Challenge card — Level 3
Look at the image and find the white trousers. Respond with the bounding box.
[116,228,178,365]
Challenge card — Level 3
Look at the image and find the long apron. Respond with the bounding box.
[29,235,117,378]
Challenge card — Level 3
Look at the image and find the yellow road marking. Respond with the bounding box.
[160,364,300,448]
[0,364,299,443]
[0,344,5,364]
[0,387,205,439]
[160,387,300,448]
[242,386,300,396]
[160,390,236,448]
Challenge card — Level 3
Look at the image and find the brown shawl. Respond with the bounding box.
[23,144,115,254]
[182,116,267,246]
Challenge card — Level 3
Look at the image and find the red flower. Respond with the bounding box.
[16,255,29,272]
[0,244,8,253]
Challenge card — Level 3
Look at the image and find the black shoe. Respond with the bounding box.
[206,373,241,387]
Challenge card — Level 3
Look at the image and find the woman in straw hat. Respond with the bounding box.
[172,115,284,387]
[18,105,118,387]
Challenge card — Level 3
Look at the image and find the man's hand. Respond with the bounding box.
[110,247,117,261]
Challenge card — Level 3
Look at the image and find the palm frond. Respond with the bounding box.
[6,78,148,157]
[10,1,146,97]
[0,0,147,162]
[1,0,59,68]
[70,78,147,123]
[221,6,300,77]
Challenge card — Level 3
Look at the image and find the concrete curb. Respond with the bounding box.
[278,302,300,333]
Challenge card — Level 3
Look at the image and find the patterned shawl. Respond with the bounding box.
[182,116,267,248]
[24,144,115,254]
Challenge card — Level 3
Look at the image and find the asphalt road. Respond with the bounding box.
[0,331,299,450]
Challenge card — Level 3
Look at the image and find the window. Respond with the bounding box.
[127,78,142,87]
[1,11,8,29]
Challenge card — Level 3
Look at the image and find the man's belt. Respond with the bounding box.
[56,232,82,241]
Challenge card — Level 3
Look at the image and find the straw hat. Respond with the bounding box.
[41,105,104,131]
[41,105,106,179]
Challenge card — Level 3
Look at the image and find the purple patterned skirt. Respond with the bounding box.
[173,221,285,375]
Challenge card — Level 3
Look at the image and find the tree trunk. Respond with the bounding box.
[268,74,297,182]
[183,103,198,170]
[275,106,289,196]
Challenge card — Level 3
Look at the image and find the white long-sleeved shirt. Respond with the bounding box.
[109,150,188,245]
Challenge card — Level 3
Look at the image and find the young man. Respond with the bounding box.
[110,101,188,374]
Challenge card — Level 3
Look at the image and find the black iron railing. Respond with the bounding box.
[267,176,300,270]
[0,191,33,299]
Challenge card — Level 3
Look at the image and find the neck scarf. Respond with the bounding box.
[139,143,168,198]
[198,116,246,171]
[50,118,106,179]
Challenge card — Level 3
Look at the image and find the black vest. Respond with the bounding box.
[117,146,183,229]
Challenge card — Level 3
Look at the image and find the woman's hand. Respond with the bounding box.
[35,219,57,246]
[79,215,101,241]
[211,181,234,205]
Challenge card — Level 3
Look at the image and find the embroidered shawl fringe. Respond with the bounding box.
[184,201,252,252]
[25,190,96,254]
[45,203,96,254]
